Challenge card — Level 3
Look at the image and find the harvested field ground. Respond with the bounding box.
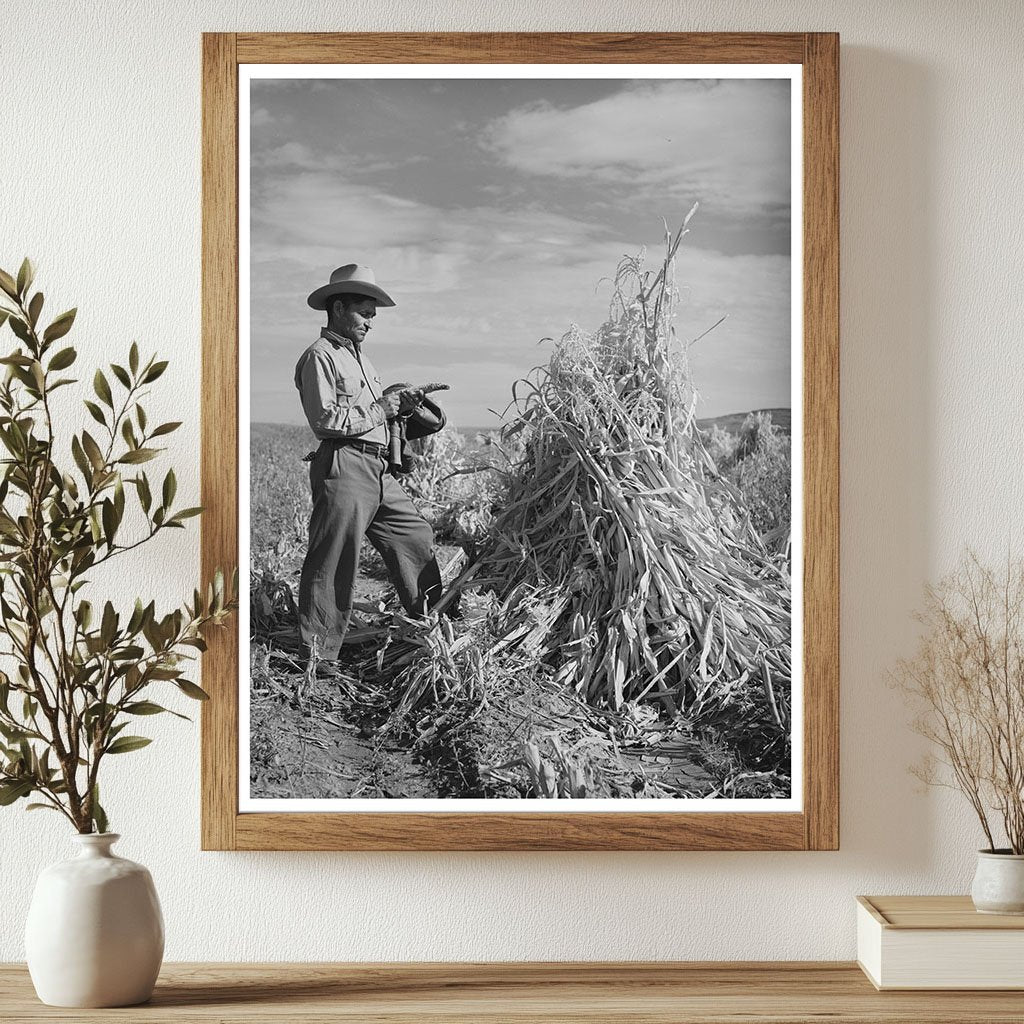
[249,411,790,803]
[249,423,737,800]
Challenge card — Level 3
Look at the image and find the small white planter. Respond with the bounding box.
[971,849,1024,915]
[25,833,164,1007]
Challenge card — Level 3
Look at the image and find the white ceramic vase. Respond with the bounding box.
[24,833,164,1007]
[971,849,1024,915]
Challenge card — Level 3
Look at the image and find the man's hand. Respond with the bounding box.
[397,388,423,415]
[379,381,448,420]
[375,393,403,419]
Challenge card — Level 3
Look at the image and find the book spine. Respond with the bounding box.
[855,902,883,989]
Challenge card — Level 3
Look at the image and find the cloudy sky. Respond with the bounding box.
[248,75,792,429]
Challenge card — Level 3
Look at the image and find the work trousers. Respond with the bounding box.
[298,442,442,658]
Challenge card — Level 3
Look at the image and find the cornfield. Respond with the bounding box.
[366,212,792,791]
[251,212,793,799]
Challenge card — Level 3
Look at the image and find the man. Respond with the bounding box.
[295,264,444,660]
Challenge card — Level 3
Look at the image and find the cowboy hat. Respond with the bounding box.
[306,264,396,310]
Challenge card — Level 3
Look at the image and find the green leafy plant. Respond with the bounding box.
[0,259,236,833]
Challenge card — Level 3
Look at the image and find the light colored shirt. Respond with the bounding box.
[294,328,388,445]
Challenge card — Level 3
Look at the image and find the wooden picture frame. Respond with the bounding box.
[201,32,838,851]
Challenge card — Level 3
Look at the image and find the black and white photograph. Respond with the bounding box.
[242,65,801,809]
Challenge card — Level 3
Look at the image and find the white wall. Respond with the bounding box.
[2,0,1022,961]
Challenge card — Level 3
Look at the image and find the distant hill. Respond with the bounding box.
[697,408,791,436]
[255,412,792,448]
[457,409,792,440]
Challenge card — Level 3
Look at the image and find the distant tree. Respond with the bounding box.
[733,412,791,536]
[703,423,740,472]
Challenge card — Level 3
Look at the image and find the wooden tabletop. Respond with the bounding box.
[3,962,1024,1022]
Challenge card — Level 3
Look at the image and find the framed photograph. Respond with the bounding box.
[201,32,838,850]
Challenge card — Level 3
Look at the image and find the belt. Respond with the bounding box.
[302,438,387,462]
[328,438,387,456]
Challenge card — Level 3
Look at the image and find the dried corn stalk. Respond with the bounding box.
[381,212,791,772]
[462,210,791,729]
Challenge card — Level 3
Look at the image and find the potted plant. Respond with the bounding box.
[0,259,236,1005]
[896,550,1024,913]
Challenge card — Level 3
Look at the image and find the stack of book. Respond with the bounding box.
[857,895,1024,990]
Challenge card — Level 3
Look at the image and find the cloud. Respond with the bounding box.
[250,106,274,129]
[482,79,791,215]
[251,141,429,176]
[251,169,611,297]
[249,170,791,425]
[252,141,322,171]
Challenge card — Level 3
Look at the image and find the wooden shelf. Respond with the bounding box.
[3,962,1024,1022]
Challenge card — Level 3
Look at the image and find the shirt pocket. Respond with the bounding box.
[336,375,365,400]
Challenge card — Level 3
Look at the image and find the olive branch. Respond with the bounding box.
[0,258,236,833]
